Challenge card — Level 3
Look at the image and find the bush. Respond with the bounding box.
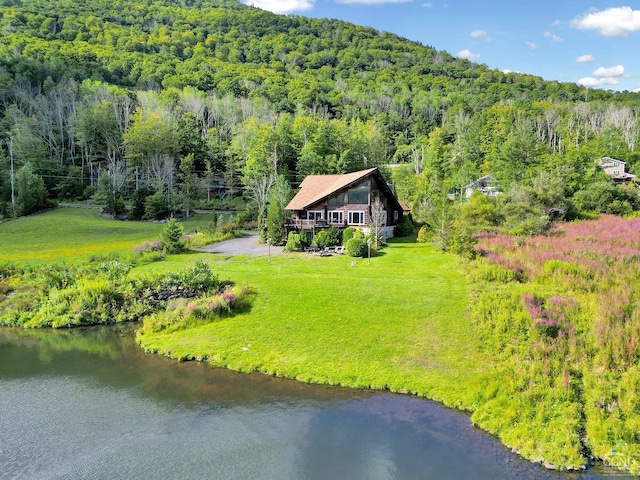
[144,192,170,220]
[342,227,356,245]
[417,225,430,243]
[284,232,304,252]
[346,236,368,257]
[312,226,341,248]
[394,214,414,237]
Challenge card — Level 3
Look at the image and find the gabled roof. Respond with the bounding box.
[598,156,626,165]
[285,168,404,212]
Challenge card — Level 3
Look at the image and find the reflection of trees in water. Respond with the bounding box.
[0,325,368,409]
[0,324,131,360]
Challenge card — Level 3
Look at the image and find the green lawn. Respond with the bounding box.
[0,208,214,266]
[136,240,489,410]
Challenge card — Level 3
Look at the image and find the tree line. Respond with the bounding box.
[0,0,639,227]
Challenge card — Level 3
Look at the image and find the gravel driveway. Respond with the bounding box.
[198,232,285,256]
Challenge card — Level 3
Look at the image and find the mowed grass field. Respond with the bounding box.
[0,208,213,266]
[136,241,488,409]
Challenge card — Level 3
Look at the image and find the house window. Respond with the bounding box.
[348,211,365,225]
[327,193,345,208]
[347,185,369,204]
[613,162,620,167]
[614,170,620,175]
[307,210,323,220]
[393,210,399,222]
[328,210,344,224]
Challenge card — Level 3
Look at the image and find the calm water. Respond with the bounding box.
[0,326,631,480]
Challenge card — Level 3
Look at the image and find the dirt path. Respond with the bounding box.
[197,232,285,256]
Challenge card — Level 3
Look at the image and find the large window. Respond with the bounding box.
[327,193,345,208]
[347,189,368,204]
[307,210,323,220]
[328,211,344,224]
[348,211,365,225]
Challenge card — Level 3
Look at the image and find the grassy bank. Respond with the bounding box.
[135,240,489,411]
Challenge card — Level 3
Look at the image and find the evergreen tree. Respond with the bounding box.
[266,197,285,246]
[160,217,185,254]
[15,162,48,216]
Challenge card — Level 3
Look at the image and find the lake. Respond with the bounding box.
[0,326,631,480]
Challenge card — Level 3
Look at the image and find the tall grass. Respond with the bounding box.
[471,215,640,473]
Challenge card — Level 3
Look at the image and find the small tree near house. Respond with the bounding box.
[369,196,386,250]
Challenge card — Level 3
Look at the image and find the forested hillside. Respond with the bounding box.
[0,0,639,226]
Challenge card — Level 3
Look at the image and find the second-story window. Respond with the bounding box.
[328,211,344,224]
[348,211,365,225]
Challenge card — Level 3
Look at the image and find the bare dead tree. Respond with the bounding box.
[369,195,386,250]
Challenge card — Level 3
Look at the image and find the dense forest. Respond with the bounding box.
[0,0,639,234]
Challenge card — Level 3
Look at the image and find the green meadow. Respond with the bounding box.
[0,208,212,266]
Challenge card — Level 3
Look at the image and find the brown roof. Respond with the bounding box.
[285,168,378,211]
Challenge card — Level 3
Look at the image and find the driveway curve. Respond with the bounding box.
[198,232,285,256]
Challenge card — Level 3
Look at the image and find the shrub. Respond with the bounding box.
[417,225,430,243]
[284,232,304,252]
[346,236,368,257]
[342,227,356,245]
[394,214,414,237]
[312,226,341,248]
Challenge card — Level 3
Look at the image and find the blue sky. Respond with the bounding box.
[240,0,640,92]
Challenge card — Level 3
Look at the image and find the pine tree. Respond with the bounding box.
[160,217,185,254]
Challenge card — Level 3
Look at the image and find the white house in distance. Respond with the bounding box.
[598,157,637,185]
[464,175,500,199]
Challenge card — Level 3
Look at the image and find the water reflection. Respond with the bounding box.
[0,327,632,480]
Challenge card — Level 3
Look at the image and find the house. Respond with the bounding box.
[284,168,405,241]
[464,175,500,199]
[598,157,637,185]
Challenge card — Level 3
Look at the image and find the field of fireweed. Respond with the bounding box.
[469,215,640,473]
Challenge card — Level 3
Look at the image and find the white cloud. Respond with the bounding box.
[593,65,625,78]
[241,0,314,13]
[632,87,640,93]
[457,49,480,60]
[576,54,595,64]
[421,2,433,7]
[578,77,620,87]
[337,0,411,4]
[572,6,640,37]
[527,42,540,50]
[552,19,562,26]
[471,29,491,41]
[544,31,563,42]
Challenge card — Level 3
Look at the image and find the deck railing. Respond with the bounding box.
[285,218,349,229]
